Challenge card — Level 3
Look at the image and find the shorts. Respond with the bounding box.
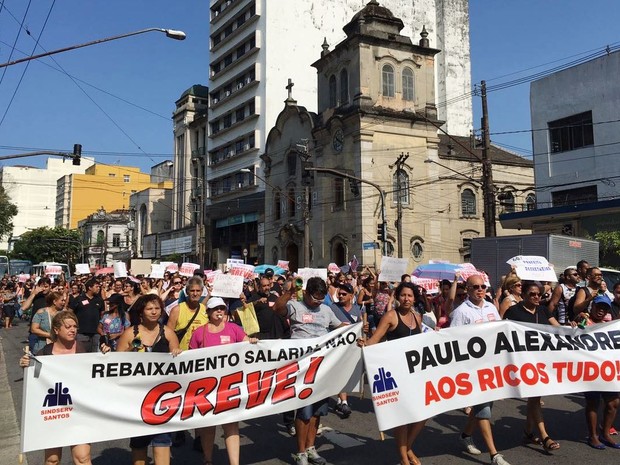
[471,401,493,420]
[129,432,172,449]
[296,398,329,421]
[584,391,620,401]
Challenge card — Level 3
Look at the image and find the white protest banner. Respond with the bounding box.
[21,324,363,452]
[509,255,557,282]
[75,264,90,275]
[226,258,244,272]
[150,264,165,279]
[210,273,244,298]
[230,264,255,280]
[378,256,409,282]
[296,268,328,289]
[18,274,30,283]
[162,262,178,273]
[327,263,341,273]
[277,260,290,271]
[113,262,128,278]
[45,265,62,276]
[362,320,620,431]
[205,269,221,284]
[179,262,200,277]
[410,276,439,294]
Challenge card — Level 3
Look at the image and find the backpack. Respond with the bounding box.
[565,286,591,322]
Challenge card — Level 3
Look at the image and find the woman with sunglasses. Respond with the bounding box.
[503,281,561,452]
[499,274,523,317]
[115,294,181,465]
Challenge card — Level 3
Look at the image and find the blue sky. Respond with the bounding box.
[0,1,619,172]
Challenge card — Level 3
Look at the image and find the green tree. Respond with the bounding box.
[12,227,82,265]
[0,186,18,241]
[595,230,620,268]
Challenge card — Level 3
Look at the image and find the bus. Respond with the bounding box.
[8,259,33,275]
[32,262,71,280]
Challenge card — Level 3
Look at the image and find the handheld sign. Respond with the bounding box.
[211,273,244,298]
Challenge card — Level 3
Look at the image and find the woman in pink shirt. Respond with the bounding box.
[189,297,257,465]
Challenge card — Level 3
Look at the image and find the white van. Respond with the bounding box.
[600,267,620,290]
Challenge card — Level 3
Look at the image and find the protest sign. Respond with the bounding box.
[230,264,255,280]
[113,262,128,279]
[226,258,244,272]
[21,324,363,452]
[205,269,221,284]
[179,263,200,277]
[362,320,620,431]
[211,273,244,298]
[508,256,557,282]
[162,262,178,273]
[410,276,439,294]
[296,268,328,289]
[277,260,290,271]
[18,274,30,283]
[150,264,165,279]
[328,263,341,273]
[74,264,90,275]
[378,257,409,282]
[45,265,62,276]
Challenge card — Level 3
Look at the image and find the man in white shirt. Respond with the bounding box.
[451,275,511,465]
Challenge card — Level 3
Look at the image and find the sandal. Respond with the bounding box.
[542,436,560,451]
[523,431,541,445]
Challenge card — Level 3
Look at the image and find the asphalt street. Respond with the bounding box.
[2,322,620,465]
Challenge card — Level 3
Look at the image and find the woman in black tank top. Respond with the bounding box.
[358,282,425,465]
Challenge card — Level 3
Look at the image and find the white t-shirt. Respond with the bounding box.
[450,298,500,327]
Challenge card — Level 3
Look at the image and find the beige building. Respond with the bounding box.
[259,3,533,271]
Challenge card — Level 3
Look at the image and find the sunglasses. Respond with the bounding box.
[337,292,349,297]
[469,284,487,290]
[309,294,325,303]
[528,292,541,297]
[173,281,182,284]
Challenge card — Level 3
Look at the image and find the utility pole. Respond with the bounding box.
[298,139,311,267]
[393,153,409,258]
[480,80,497,237]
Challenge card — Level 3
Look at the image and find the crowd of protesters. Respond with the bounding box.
[10,258,620,465]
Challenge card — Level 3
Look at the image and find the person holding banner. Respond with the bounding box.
[503,281,561,452]
[276,277,347,465]
[114,294,181,465]
[20,310,111,465]
[358,281,425,465]
[451,275,512,465]
[188,296,258,465]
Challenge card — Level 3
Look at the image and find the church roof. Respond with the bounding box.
[343,0,405,38]
[438,134,533,167]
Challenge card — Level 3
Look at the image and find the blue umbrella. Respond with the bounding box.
[254,264,287,275]
[412,263,462,280]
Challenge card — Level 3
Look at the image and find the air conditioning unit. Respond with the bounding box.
[236,83,244,90]
[244,144,250,151]
[212,97,219,104]
[225,90,231,97]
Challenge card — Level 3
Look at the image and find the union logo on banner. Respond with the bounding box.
[371,367,400,407]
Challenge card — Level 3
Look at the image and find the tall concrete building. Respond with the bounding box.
[206,0,472,263]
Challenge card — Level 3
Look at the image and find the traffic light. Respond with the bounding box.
[377,223,385,241]
[301,161,314,186]
[72,144,82,166]
[349,179,360,197]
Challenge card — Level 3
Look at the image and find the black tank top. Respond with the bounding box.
[386,311,421,340]
[132,324,169,353]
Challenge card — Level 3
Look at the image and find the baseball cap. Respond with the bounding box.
[592,294,612,308]
[206,296,226,309]
[264,268,274,278]
[338,283,354,294]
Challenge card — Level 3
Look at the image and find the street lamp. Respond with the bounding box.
[0,27,186,69]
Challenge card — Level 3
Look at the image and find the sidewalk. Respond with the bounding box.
[0,327,28,465]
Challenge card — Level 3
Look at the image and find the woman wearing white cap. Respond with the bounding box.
[189,296,258,465]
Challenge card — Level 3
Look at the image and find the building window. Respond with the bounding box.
[96,230,105,245]
[274,192,281,220]
[382,64,395,97]
[551,185,597,207]
[288,188,295,217]
[287,152,297,177]
[525,193,536,211]
[339,69,349,105]
[123,174,130,183]
[498,191,515,213]
[108,173,116,178]
[402,67,414,101]
[392,169,409,205]
[411,241,423,261]
[334,178,344,208]
[461,188,476,216]
[112,233,121,247]
[548,111,594,153]
[329,75,337,107]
